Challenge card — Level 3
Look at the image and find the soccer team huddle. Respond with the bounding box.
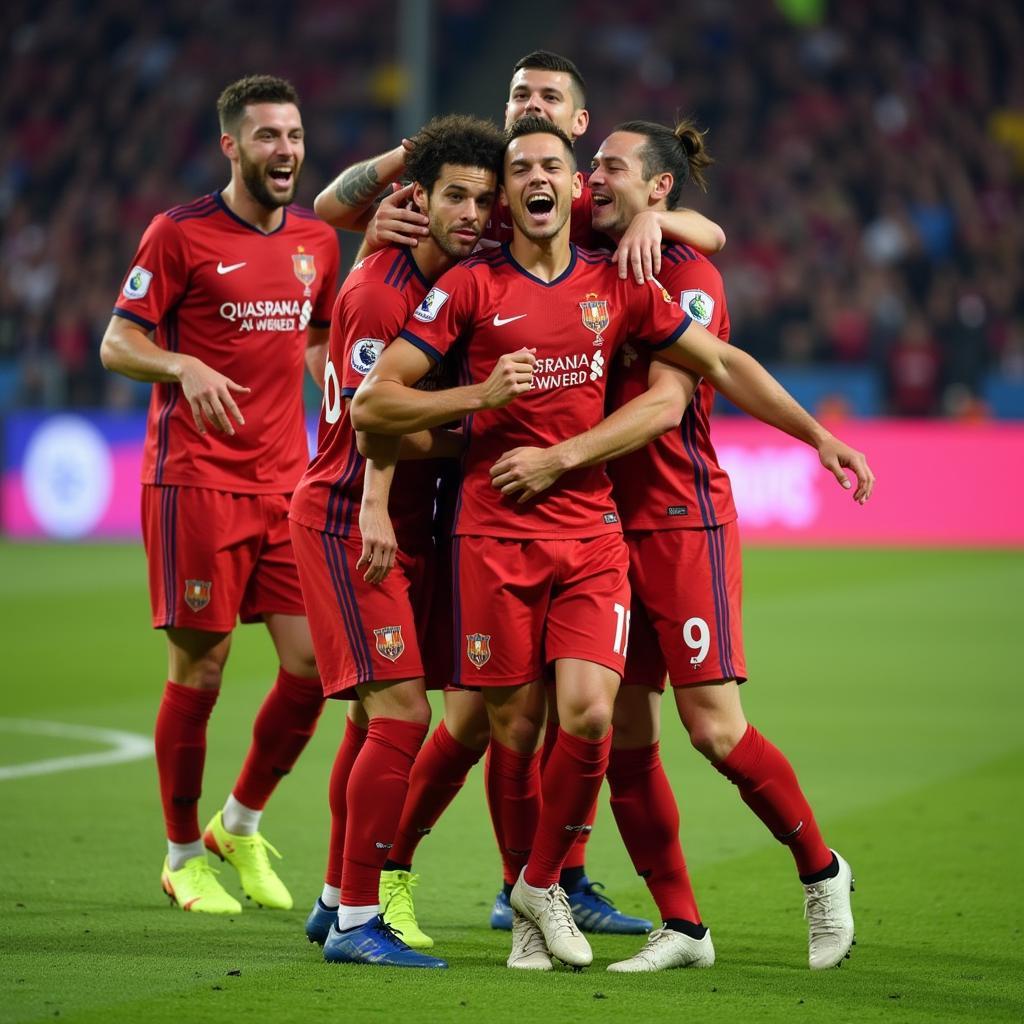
[101,50,874,973]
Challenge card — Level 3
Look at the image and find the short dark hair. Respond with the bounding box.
[512,50,586,108]
[405,115,505,195]
[504,115,577,171]
[217,75,300,135]
[613,118,714,204]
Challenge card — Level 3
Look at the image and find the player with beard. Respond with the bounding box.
[488,120,869,971]
[314,49,721,942]
[349,118,871,970]
[100,76,340,916]
[288,115,514,968]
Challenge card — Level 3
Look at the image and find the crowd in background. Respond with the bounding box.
[2,0,1022,417]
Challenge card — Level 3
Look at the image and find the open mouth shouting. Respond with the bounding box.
[267,163,296,194]
[524,190,556,226]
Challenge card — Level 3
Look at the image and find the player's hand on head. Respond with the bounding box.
[356,502,398,584]
[817,435,875,504]
[614,211,663,284]
[481,348,536,409]
[366,182,429,250]
[178,356,249,436]
[490,446,562,503]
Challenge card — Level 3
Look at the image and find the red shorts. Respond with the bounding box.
[622,523,747,689]
[452,533,631,687]
[290,521,447,699]
[141,485,305,633]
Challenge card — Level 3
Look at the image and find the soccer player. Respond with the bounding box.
[99,76,340,915]
[489,120,869,971]
[349,118,871,970]
[287,115,512,968]
[318,49,721,940]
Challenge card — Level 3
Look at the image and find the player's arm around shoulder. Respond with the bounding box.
[490,359,695,503]
[655,317,875,502]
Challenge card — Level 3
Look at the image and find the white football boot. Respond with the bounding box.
[607,926,715,972]
[511,872,592,968]
[507,911,554,971]
[804,850,855,969]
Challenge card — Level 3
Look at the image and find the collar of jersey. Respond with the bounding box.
[501,242,577,287]
[214,191,289,236]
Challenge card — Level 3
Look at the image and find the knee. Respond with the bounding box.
[561,704,613,742]
[181,660,224,691]
[687,716,746,763]
[449,716,491,752]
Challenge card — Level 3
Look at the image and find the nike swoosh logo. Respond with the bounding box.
[492,314,527,327]
[216,261,246,275]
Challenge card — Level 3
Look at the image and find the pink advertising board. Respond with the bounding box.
[3,413,1023,545]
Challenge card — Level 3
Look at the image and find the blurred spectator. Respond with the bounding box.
[887,315,943,416]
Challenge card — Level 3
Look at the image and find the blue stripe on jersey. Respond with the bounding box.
[168,206,219,224]
[399,329,443,363]
[679,390,717,528]
[160,485,178,628]
[648,314,691,351]
[384,251,404,287]
[707,525,736,679]
[322,532,373,684]
[325,433,362,537]
[112,307,157,331]
[401,247,431,288]
[154,311,180,485]
[167,195,217,221]
[394,261,414,292]
[289,205,320,220]
[166,195,217,222]
[575,248,614,265]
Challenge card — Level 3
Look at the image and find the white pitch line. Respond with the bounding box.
[0,718,153,781]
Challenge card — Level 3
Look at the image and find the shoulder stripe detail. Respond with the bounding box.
[384,251,405,288]
[168,206,219,224]
[166,195,216,219]
[289,205,320,220]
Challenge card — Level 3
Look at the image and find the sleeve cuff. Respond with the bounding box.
[399,328,442,363]
[112,307,157,331]
[648,313,692,351]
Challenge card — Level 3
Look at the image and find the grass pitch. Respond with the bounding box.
[1,543,1022,1023]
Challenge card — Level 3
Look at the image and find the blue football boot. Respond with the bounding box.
[489,890,514,930]
[567,876,652,935]
[323,915,448,968]
[305,898,336,945]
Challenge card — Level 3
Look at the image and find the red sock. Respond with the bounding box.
[715,724,832,876]
[525,728,611,889]
[607,743,700,923]
[541,721,596,872]
[154,681,219,843]
[341,717,427,907]
[389,721,484,866]
[232,668,325,810]
[485,740,541,886]
[325,717,368,888]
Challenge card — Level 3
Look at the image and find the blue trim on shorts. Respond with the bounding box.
[322,532,372,684]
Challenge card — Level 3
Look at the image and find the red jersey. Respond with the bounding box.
[113,192,339,494]
[289,246,447,545]
[400,243,691,539]
[607,244,737,530]
[480,183,604,249]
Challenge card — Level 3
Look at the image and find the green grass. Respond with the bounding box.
[1,543,1022,1023]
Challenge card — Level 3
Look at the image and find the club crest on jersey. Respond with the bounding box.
[292,247,317,296]
[579,292,609,345]
[414,287,449,323]
[351,338,384,375]
[374,626,405,662]
[466,633,491,669]
[123,265,152,300]
[681,289,714,326]
[184,579,212,612]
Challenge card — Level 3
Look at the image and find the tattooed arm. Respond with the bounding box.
[314,141,414,231]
